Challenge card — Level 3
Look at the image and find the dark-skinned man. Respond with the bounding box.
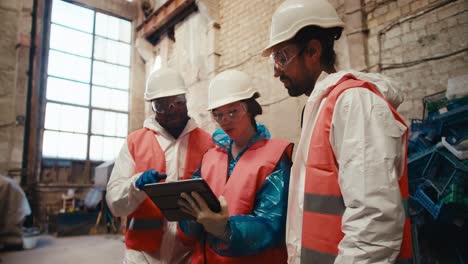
[106,68,213,264]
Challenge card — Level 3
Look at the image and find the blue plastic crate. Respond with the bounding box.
[408,145,439,189]
[423,91,447,119]
[408,132,434,158]
[423,91,467,114]
[408,119,445,158]
[412,185,443,219]
[411,180,468,220]
[408,146,468,197]
[410,119,424,132]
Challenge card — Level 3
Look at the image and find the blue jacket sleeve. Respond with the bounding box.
[207,154,291,256]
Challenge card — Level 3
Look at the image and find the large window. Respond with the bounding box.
[42,0,132,162]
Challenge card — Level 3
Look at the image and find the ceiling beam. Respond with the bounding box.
[136,0,198,45]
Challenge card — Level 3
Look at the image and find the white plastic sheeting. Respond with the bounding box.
[0,175,31,247]
[446,74,468,100]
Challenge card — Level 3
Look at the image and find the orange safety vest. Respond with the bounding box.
[301,74,413,263]
[126,127,213,252]
[189,138,293,263]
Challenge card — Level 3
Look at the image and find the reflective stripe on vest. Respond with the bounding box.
[303,193,412,219]
[301,74,413,263]
[301,247,415,264]
[196,138,292,263]
[304,193,345,215]
[301,247,336,264]
[126,127,213,252]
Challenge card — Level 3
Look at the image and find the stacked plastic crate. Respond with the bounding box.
[408,75,468,264]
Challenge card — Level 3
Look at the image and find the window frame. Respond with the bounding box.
[40,0,132,163]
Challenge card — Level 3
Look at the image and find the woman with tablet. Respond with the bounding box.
[177,69,293,263]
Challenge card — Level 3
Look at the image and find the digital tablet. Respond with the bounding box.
[142,178,221,221]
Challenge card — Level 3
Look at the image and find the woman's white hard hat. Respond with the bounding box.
[207,69,258,110]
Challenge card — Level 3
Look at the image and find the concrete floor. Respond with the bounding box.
[0,235,125,264]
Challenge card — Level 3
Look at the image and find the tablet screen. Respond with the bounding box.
[143,178,221,221]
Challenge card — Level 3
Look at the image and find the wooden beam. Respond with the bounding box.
[136,0,198,45]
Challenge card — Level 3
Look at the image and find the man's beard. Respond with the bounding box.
[287,85,304,97]
[281,75,304,97]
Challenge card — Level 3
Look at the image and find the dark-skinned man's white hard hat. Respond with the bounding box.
[145,68,187,101]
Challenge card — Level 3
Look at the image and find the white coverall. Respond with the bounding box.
[286,70,408,264]
[106,117,200,264]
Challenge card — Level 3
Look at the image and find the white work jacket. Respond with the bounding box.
[106,117,199,264]
[286,70,407,264]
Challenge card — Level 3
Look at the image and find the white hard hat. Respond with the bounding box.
[262,0,344,56]
[207,70,258,110]
[144,68,187,101]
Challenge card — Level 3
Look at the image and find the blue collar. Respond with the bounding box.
[212,123,271,154]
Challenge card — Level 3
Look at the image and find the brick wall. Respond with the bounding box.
[212,0,468,132]
[365,0,468,120]
[0,0,33,175]
[150,0,462,145]
[157,0,308,143]
[215,0,306,143]
[3,0,464,177]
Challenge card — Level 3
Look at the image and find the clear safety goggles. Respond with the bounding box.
[269,44,305,71]
[151,95,186,114]
[211,103,247,123]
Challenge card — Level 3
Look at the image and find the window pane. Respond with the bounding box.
[91,86,128,111]
[46,77,90,106]
[115,66,130,90]
[43,130,88,160]
[103,137,124,161]
[119,21,132,44]
[50,24,93,57]
[94,36,131,66]
[90,136,124,161]
[111,90,129,112]
[89,135,103,161]
[45,103,89,133]
[102,111,116,136]
[43,2,130,163]
[91,86,108,110]
[91,110,127,137]
[48,50,91,82]
[95,13,131,43]
[51,0,94,33]
[116,113,128,137]
[92,61,129,90]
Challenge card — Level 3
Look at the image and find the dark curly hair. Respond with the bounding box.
[291,26,343,70]
[241,93,262,130]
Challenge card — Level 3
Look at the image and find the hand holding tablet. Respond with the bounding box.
[142,178,221,221]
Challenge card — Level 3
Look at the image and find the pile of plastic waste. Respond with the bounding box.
[407,75,468,263]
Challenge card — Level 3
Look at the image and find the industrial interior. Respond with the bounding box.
[0,0,467,263]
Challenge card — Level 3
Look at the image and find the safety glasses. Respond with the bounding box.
[152,95,187,114]
[269,44,305,71]
[211,103,247,123]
